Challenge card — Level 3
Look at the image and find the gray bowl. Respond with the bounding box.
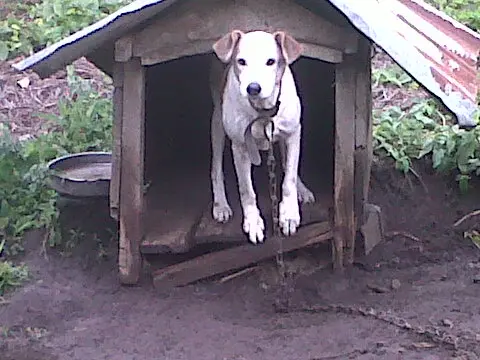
[47,152,112,198]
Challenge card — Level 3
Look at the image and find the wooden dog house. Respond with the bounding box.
[108,0,381,287]
[14,0,479,288]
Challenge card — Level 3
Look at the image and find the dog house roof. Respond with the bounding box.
[12,0,480,126]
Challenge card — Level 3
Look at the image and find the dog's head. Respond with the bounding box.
[213,30,302,100]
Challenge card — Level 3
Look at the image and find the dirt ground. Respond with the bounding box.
[1,162,480,360]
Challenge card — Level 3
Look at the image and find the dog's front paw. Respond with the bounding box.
[297,181,315,204]
[213,202,233,223]
[243,210,265,244]
[279,199,300,236]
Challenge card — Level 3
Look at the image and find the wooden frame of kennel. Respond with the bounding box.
[109,0,383,286]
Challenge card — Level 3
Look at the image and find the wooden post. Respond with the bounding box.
[334,56,356,270]
[353,38,373,241]
[118,57,145,285]
[110,62,124,220]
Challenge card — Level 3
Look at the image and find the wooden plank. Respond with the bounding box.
[118,57,145,285]
[334,55,356,270]
[354,38,373,230]
[140,43,344,66]
[140,181,331,254]
[359,203,385,255]
[152,221,332,288]
[194,193,331,244]
[140,176,210,254]
[109,62,124,221]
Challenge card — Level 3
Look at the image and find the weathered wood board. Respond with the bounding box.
[141,181,332,253]
[334,55,356,270]
[118,58,145,285]
[152,221,333,288]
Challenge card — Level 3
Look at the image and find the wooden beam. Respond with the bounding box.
[354,38,373,234]
[132,0,355,61]
[334,56,356,270]
[152,221,332,288]
[109,62,124,221]
[139,41,345,67]
[118,57,145,285]
[115,35,134,63]
[292,44,343,64]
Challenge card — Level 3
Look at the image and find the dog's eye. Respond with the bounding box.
[266,59,276,66]
[237,58,246,66]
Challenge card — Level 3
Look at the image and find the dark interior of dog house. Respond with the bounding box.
[142,53,335,252]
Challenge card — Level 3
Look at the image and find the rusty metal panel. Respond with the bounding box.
[328,0,479,126]
[387,0,480,113]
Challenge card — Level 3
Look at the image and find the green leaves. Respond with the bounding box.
[0,0,129,60]
[372,66,413,88]
[0,41,8,61]
[0,66,113,255]
[0,260,28,295]
[373,96,480,191]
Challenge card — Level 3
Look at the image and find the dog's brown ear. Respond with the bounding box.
[212,30,244,63]
[274,31,302,64]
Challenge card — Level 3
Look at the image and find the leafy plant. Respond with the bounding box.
[0,240,29,295]
[0,260,28,295]
[0,0,130,60]
[373,98,480,192]
[372,65,414,88]
[371,59,480,192]
[0,66,113,255]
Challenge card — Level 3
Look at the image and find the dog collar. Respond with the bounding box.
[244,80,283,166]
[251,99,281,118]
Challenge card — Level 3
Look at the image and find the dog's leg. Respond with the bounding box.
[231,142,265,244]
[279,126,305,236]
[211,103,232,222]
[279,138,315,204]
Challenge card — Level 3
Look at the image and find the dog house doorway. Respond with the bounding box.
[141,53,336,254]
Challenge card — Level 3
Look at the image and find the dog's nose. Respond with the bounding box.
[247,82,261,96]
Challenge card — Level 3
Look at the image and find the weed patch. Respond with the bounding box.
[0,66,113,255]
[0,0,129,60]
[0,240,29,295]
[372,64,480,192]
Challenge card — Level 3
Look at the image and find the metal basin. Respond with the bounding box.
[47,152,112,198]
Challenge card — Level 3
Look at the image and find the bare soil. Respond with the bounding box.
[1,163,480,360]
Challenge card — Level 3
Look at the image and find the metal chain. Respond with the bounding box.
[266,124,290,307]
[275,304,480,354]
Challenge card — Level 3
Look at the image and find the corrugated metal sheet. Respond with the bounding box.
[385,0,479,120]
[12,0,480,126]
[327,0,480,126]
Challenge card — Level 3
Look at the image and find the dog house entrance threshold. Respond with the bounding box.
[139,169,334,287]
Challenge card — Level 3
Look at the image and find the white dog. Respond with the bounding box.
[210,30,315,244]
